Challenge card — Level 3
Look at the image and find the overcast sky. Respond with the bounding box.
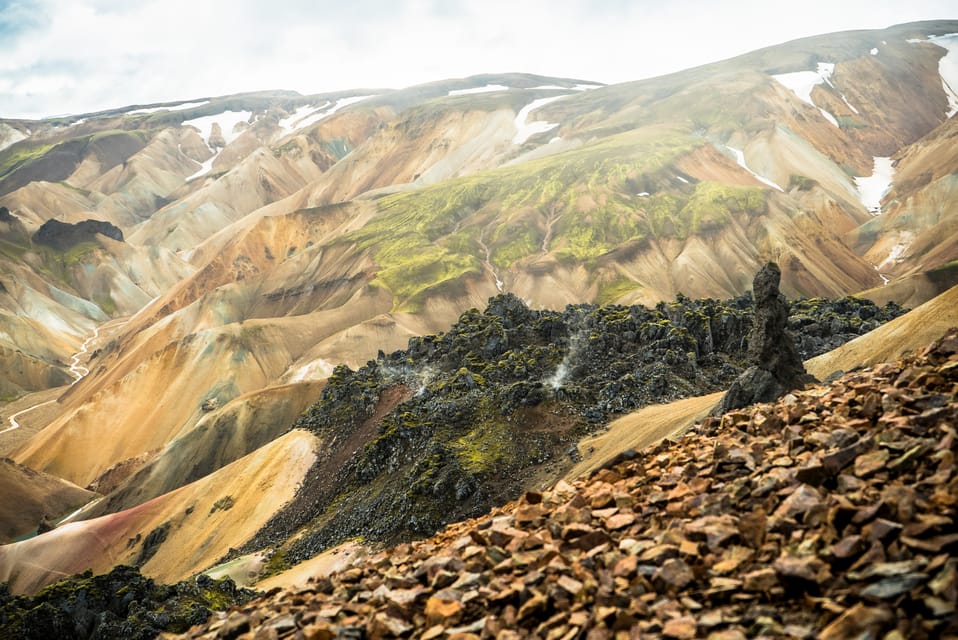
[1,0,954,119]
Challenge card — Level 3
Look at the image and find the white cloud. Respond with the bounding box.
[0,0,955,119]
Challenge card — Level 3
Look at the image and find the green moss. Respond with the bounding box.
[597,276,641,305]
[453,418,514,474]
[343,129,701,306]
[88,129,148,144]
[273,140,302,157]
[788,174,817,191]
[93,293,117,316]
[322,138,351,159]
[59,242,99,266]
[553,202,646,260]
[0,238,29,260]
[681,181,766,234]
[0,140,57,180]
[260,548,291,579]
[491,220,540,267]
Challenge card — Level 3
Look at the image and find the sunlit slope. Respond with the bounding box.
[806,283,958,379]
[0,458,95,543]
[322,127,881,312]
[82,380,322,516]
[0,429,318,595]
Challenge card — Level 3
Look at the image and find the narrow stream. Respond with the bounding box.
[2,325,100,435]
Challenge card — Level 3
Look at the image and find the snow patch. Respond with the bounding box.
[57,498,103,525]
[854,156,894,215]
[448,84,509,96]
[127,100,210,115]
[277,102,331,137]
[0,124,27,152]
[529,84,600,92]
[772,62,840,126]
[288,358,336,383]
[513,95,569,145]
[878,234,913,271]
[181,110,252,179]
[186,156,218,181]
[840,94,860,115]
[928,33,958,117]
[724,146,784,191]
[818,108,839,127]
[278,95,375,138]
[182,110,252,149]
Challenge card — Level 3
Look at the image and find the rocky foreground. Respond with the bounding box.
[173,329,958,639]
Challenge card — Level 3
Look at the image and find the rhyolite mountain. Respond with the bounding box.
[0,19,957,605]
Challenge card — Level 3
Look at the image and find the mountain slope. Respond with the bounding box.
[1,21,957,605]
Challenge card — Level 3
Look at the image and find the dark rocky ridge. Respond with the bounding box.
[242,292,904,571]
[33,218,124,251]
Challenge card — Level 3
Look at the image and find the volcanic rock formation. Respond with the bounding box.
[32,218,124,251]
[714,262,816,415]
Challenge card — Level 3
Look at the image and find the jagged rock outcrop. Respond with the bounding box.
[714,263,816,415]
[240,293,901,574]
[0,566,254,640]
[173,328,958,640]
[32,218,124,251]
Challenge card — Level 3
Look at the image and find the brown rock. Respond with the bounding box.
[823,436,874,475]
[369,612,413,638]
[216,612,251,639]
[795,462,828,486]
[743,567,778,592]
[818,603,893,640]
[711,546,754,574]
[424,597,464,627]
[653,558,694,591]
[773,553,830,585]
[772,484,824,524]
[605,513,636,530]
[829,535,863,560]
[706,631,747,640]
[516,592,548,621]
[662,616,697,639]
[854,449,889,477]
[556,575,584,597]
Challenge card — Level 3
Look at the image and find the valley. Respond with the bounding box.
[0,18,957,639]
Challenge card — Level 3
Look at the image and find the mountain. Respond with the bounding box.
[0,19,957,607]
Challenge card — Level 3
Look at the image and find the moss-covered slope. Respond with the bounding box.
[241,292,903,570]
[0,566,253,640]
